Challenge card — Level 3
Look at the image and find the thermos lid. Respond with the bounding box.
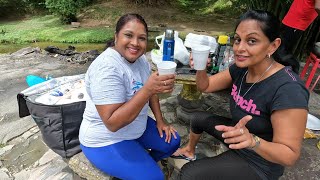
[165,29,175,40]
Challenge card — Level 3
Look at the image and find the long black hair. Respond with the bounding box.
[235,10,299,73]
[105,13,148,49]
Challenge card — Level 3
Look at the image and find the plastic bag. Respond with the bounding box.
[184,33,218,53]
[155,31,190,65]
[219,46,234,72]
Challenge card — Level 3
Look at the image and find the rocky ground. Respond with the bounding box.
[0,47,319,180]
[0,47,91,179]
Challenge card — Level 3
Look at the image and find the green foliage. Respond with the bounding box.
[176,0,242,16]
[0,0,27,17]
[177,0,216,13]
[203,0,239,15]
[0,0,92,20]
[0,0,47,17]
[0,15,113,44]
[45,0,92,23]
[22,0,47,13]
[232,0,293,16]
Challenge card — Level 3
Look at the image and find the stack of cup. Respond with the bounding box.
[191,45,211,70]
[157,61,177,75]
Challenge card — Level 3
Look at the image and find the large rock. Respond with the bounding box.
[68,152,112,180]
[309,91,320,118]
[14,149,74,180]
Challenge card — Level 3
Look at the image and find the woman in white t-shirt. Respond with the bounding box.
[79,13,180,180]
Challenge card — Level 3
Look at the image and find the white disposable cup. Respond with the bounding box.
[191,45,211,70]
[157,61,177,75]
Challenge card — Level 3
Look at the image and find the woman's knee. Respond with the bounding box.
[179,161,201,180]
[162,132,180,155]
[190,113,212,133]
[171,132,181,149]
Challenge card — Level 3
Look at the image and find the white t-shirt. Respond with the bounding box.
[79,48,151,147]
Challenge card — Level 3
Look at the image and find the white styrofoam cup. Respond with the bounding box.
[157,61,177,75]
[191,45,211,70]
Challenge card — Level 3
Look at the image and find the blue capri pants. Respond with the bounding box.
[80,117,181,180]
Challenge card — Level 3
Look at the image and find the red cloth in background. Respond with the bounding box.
[282,0,318,31]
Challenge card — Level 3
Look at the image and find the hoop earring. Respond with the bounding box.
[267,54,271,59]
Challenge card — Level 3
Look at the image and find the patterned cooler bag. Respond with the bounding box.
[17,74,87,158]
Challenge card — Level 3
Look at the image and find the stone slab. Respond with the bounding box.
[68,152,112,180]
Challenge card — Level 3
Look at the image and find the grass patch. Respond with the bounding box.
[0,15,114,44]
[82,5,122,21]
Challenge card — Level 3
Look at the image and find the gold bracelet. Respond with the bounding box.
[249,134,260,150]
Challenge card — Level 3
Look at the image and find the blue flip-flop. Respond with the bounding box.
[170,152,197,161]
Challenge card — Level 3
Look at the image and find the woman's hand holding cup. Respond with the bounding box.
[145,61,176,94]
[190,45,211,70]
[189,51,211,70]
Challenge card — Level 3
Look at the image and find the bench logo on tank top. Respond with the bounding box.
[231,84,260,115]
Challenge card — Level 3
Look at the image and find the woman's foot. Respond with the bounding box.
[171,147,196,161]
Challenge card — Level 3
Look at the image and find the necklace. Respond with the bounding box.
[235,60,275,107]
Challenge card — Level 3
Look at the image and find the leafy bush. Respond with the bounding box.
[23,0,47,13]
[177,0,217,12]
[0,0,48,17]
[176,0,238,16]
[45,0,92,23]
[0,0,26,17]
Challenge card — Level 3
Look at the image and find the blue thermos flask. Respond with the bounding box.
[162,29,175,61]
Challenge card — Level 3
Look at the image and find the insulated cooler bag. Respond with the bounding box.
[17,74,86,158]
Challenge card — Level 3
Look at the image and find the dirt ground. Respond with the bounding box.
[78,0,237,36]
